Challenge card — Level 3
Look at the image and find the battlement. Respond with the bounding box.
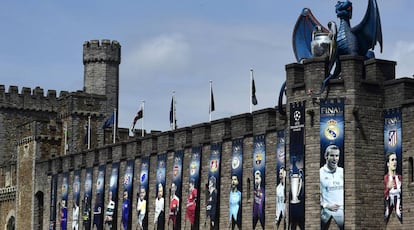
[0,85,60,111]
[83,39,121,64]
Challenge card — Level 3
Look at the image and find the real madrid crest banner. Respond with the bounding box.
[252,134,266,229]
[60,172,69,230]
[109,162,119,227]
[230,138,243,229]
[384,108,402,224]
[49,174,57,229]
[123,160,134,228]
[319,98,345,229]
[206,143,222,229]
[171,150,184,229]
[289,101,305,229]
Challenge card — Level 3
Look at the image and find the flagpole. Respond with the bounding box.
[87,115,91,149]
[250,68,253,113]
[113,108,117,144]
[141,100,145,137]
[209,80,213,122]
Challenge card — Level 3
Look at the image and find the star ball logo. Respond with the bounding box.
[324,119,339,140]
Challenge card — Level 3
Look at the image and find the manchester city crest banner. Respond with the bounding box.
[122,160,134,229]
[138,157,149,228]
[170,150,184,229]
[49,174,57,230]
[289,101,305,229]
[206,143,222,229]
[83,168,93,228]
[384,108,402,223]
[275,130,286,227]
[109,162,119,227]
[60,173,69,230]
[72,170,81,228]
[320,98,344,229]
[186,146,202,228]
[230,138,243,229]
[155,154,166,229]
[252,134,266,230]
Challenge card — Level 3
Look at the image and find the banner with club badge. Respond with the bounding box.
[320,98,344,229]
[72,170,81,228]
[289,101,305,229]
[206,143,221,229]
[230,138,243,229]
[108,163,119,227]
[60,173,69,230]
[122,160,134,229]
[170,150,184,229]
[49,174,57,230]
[138,157,150,229]
[83,168,93,228]
[384,108,402,224]
[94,165,105,229]
[186,146,202,228]
[155,154,166,228]
[275,130,286,227]
[252,134,266,229]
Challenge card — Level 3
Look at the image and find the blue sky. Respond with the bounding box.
[1,0,413,132]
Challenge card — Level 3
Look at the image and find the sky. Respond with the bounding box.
[1,0,413,133]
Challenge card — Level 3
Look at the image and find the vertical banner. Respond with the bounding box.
[155,154,166,229]
[72,170,81,230]
[320,98,344,229]
[289,101,305,229]
[49,175,57,230]
[186,146,201,229]
[169,150,183,230]
[60,173,69,230]
[206,143,221,229]
[122,160,134,230]
[93,165,105,230]
[229,139,243,230]
[252,134,266,230]
[83,168,93,229]
[275,130,286,228]
[137,157,149,229]
[384,108,402,224]
[105,162,119,229]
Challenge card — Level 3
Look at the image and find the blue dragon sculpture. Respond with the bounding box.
[278,0,383,115]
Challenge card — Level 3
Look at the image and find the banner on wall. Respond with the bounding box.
[186,146,201,229]
[206,143,221,230]
[289,101,305,229]
[320,98,345,229]
[83,168,93,229]
[253,134,266,230]
[72,170,81,230]
[60,173,69,230]
[155,154,166,229]
[384,108,402,224]
[169,150,183,230]
[137,157,149,229]
[49,174,57,230]
[121,160,134,230]
[275,130,286,227]
[106,162,119,229]
[230,138,243,230]
[93,165,105,229]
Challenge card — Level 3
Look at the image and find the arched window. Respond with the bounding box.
[34,191,44,230]
[409,157,414,183]
[7,216,15,230]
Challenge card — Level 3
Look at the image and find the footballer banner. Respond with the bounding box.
[170,150,184,229]
[49,174,57,230]
[275,130,286,227]
[384,108,402,223]
[289,101,305,229]
[186,146,202,228]
[230,138,243,229]
[252,134,266,230]
[122,160,134,229]
[109,163,119,227]
[138,157,150,228]
[72,170,81,227]
[60,173,69,230]
[83,168,93,228]
[206,143,222,229]
[320,98,345,229]
[155,154,166,228]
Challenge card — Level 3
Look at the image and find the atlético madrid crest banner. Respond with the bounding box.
[206,143,222,229]
[252,134,265,230]
[384,108,402,224]
[289,101,305,229]
[320,98,344,229]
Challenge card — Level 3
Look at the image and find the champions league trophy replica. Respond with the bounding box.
[289,156,303,204]
[311,23,337,59]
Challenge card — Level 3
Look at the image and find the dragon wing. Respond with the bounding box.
[292,8,328,62]
[351,0,383,56]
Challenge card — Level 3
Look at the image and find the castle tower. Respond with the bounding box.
[83,39,121,117]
